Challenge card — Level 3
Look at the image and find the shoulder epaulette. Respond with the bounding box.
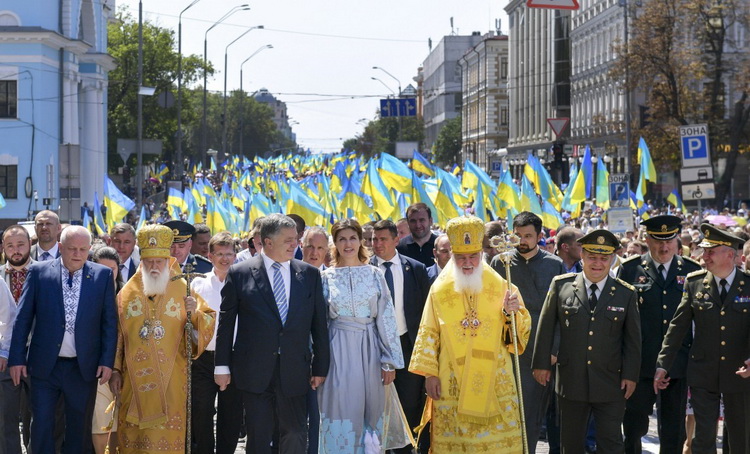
[679,256,702,268]
[195,254,210,263]
[614,278,636,291]
[553,272,577,282]
[686,269,708,279]
[744,268,750,277]
[621,254,640,264]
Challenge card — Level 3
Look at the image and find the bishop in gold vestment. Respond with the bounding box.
[111,224,215,453]
[409,216,531,453]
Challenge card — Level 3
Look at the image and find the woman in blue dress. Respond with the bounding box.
[317,218,404,454]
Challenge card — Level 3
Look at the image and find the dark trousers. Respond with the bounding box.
[558,396,626,454]
[191,351,243,454]
[690,387,750,454]
[517,353,552,454]
[0,368,29,454]
[623,377,687,454]
[392,334,426,454]
[30,357,96,454]
[307,387,319,454]
[243,359,307,454]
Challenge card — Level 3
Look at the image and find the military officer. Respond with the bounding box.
[533,229,641,453]
[163,220,213,274]
[619,215,701,454]
[655,224,750,453]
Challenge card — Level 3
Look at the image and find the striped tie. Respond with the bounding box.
[272,262,288,324]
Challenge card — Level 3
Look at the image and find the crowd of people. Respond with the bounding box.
[0,201,748,454]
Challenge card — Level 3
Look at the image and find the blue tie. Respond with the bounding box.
[271,262,288,324]
[383,262,395,304]
[41,251,51,261]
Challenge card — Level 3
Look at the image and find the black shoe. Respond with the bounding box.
[585,445,597,453]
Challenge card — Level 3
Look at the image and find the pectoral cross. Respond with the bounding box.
[169,261,205,454]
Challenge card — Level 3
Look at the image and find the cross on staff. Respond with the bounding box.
[489,233,529,454]
[171,261,205,454]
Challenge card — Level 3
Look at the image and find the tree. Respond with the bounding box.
[611,0,750,203]
[341,114,424,158]
[434,115,462,166]
[107,7,207,172]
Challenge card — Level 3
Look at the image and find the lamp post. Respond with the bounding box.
[176,0,202,179]
[373,66,402,97]
[621,0,632,175]
[238,44,273,158]
[201,5,249,167]
[137,0,143,206]
[222,26,264,160]
[371,77,395,96]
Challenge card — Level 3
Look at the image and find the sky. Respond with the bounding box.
[118,0,509,153]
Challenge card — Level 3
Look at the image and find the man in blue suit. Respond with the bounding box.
[215,214,329,454]
[370,219,430,454]
[9,225,118,454]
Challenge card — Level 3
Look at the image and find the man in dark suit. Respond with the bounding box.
[164,220,212,273]
[370,219,430,453]
[8,225,118,454]
[426,234,450,285]
[655,223,750,453]
[619,215,701,453]
[214,213,329,454]
[30,210,62,261]
[533,229,641,453]
[109,223,139,282]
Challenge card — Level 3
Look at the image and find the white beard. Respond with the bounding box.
[451,258,484,294]
[141,266,170,296]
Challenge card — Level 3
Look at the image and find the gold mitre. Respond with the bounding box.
[137,224,174,259]
[446,215,484,254]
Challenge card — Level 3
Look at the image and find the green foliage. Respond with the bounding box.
[434,115,462,166]
[342,113,424,157]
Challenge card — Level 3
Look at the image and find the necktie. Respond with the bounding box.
[382,262,395,303]
[720,278,728,302]
[40,251,51,261]
[589,283,598,310]
[658,264,666,281]
[271,262,288,324]
[119,263,126,280]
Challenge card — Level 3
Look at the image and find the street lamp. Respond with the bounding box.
[176,0,202,179]
[371,77,395,96]
[223,25,264,160]
[238,44,273,157]
[373,66,402,97]
[202,5,249,167]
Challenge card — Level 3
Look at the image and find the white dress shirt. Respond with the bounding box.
[120,256,133,282]
[583,275,607,302]
[376,253,408,336]
[38,243,59,261]
[714,267,737,295]
[191,271,237,351]
[652,257,671,279]
[261,252,291,305]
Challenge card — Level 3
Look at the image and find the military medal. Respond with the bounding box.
[460,294,481,336]
[676,276,685,285]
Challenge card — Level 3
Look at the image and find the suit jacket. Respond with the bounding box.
[30,244,61,261]
[426,263,440,285]
[533,273,641,403]
[215,255,330,397]
[657,268,750,394]
[370,254,430,344]
[8,259,118,381]
[619,253,701,379]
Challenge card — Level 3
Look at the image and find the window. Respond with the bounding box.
[0,81,17,118]
[501,58,508,79]
[501,107,509,125]
[0,165,17,198]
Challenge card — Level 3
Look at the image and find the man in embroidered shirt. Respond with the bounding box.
[409,215,530,453]
[190,232,242,454]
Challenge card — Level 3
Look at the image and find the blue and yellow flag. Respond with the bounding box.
[667,189,687,213]
[595,158,610,210]
[93,192,107,236]
[636,137,656,205]
[135,205,148,231]
[411,150,434,177]
[361,160,394,219]
[104,176,136,227]
[378,153,412,194]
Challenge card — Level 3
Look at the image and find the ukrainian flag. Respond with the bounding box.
[361,160,394,219]
[411,150,434,177]
[636,137,657,205]
[378,153,412,194]
[93,192,107,236]
[104,176,136,227]
[595,158,610,210]
[667,189,687,213]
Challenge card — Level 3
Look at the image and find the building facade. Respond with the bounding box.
[0,0,114,224]
[421,33,484,152]
[253,88,294,148]
[458,33,510,171]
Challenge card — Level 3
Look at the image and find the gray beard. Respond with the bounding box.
[451,259,484,294]
[141,267,170,296]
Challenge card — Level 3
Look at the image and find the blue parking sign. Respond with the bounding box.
[679,124,711,168]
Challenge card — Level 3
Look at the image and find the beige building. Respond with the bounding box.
[458,33,510,172]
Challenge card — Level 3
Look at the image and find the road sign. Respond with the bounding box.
[608,174,630,208]
[527,0,580,9]
[681,183,715,201]
[547,118,570,137]
[680,166,713,182]
[490,160,502,177]
[679,124,711,168]
[608,207,635,234]
[380,98,417,118]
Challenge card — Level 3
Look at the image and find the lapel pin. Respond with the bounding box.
[696,292,703,299]
[405,265,411,271]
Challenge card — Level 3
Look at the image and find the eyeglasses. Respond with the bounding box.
[211,252,236,259]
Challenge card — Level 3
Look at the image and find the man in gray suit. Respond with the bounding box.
[533,229,641,453]
[30,210,61,261]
